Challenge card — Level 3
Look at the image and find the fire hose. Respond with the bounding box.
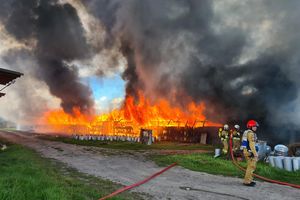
[99,162,177,200]
[229,134,300,189]
[99,137,300,199]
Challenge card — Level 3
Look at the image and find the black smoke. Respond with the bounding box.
[1,0,300,143]
[83,0,300,143]
[0,0,94,114]
[120,40,142,100]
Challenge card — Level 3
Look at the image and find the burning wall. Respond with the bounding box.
[36,92,221,137]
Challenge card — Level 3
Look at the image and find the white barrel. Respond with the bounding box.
[274,156,284,169]
[274,144,288,156]
[266,145,272,155]
[293,158,300,171]
[214,148,221,157]
[283,157,293,171]
[257,141,267,159]
[1,144,7,150]
[268,156,275,167]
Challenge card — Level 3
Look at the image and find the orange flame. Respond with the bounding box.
[36,92,221,136]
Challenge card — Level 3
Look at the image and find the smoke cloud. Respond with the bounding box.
[83,0,300,143]
[0,0,95,114]
[1,0,300,143]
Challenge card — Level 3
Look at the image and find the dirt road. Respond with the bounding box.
[1,131,299,200]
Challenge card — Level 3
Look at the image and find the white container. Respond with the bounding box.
[266,145,272,155]
[274,156,284,169]
[274,144,288,156]
[293,158,300,171]
[214,148,221,158]
[268,156,275,167]
[283,157,293,171]
[257,141,267,159]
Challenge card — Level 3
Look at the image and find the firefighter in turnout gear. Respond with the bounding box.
[241,120,259,187]
[219,124,229,154]
[231,125,241,152]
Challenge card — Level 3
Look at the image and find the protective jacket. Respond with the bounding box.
[219,128,229,141]
[241,130,258,157]
[231,130,241,140]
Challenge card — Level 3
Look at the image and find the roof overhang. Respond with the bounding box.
[0,68,23,85]
[0,68,23,98]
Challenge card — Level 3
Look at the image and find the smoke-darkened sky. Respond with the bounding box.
[0,0,300,142]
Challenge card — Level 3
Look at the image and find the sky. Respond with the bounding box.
[84,75,125,113]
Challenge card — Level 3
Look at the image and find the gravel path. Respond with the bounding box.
[1,131,299,200]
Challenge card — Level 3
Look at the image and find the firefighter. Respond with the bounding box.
[231,124,241,152]
[219,124,229,155]
[241,120,259,186]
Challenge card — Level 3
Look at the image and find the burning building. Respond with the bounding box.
[0,0,300,144]
[36,93,221,144]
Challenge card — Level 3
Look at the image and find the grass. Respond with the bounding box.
[151,153,300,185]
[0,138,143,200]
[37,135,300,187]
[39,135,214,151]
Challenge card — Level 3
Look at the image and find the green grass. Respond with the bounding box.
[152,153,300,185]
[36,135,300,186]
[0,138,143,200]
[39,135,214,151]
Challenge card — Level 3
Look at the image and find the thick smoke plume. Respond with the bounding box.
[0,0,94,114]
[83,0,300,143]
[1,0,300,143]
